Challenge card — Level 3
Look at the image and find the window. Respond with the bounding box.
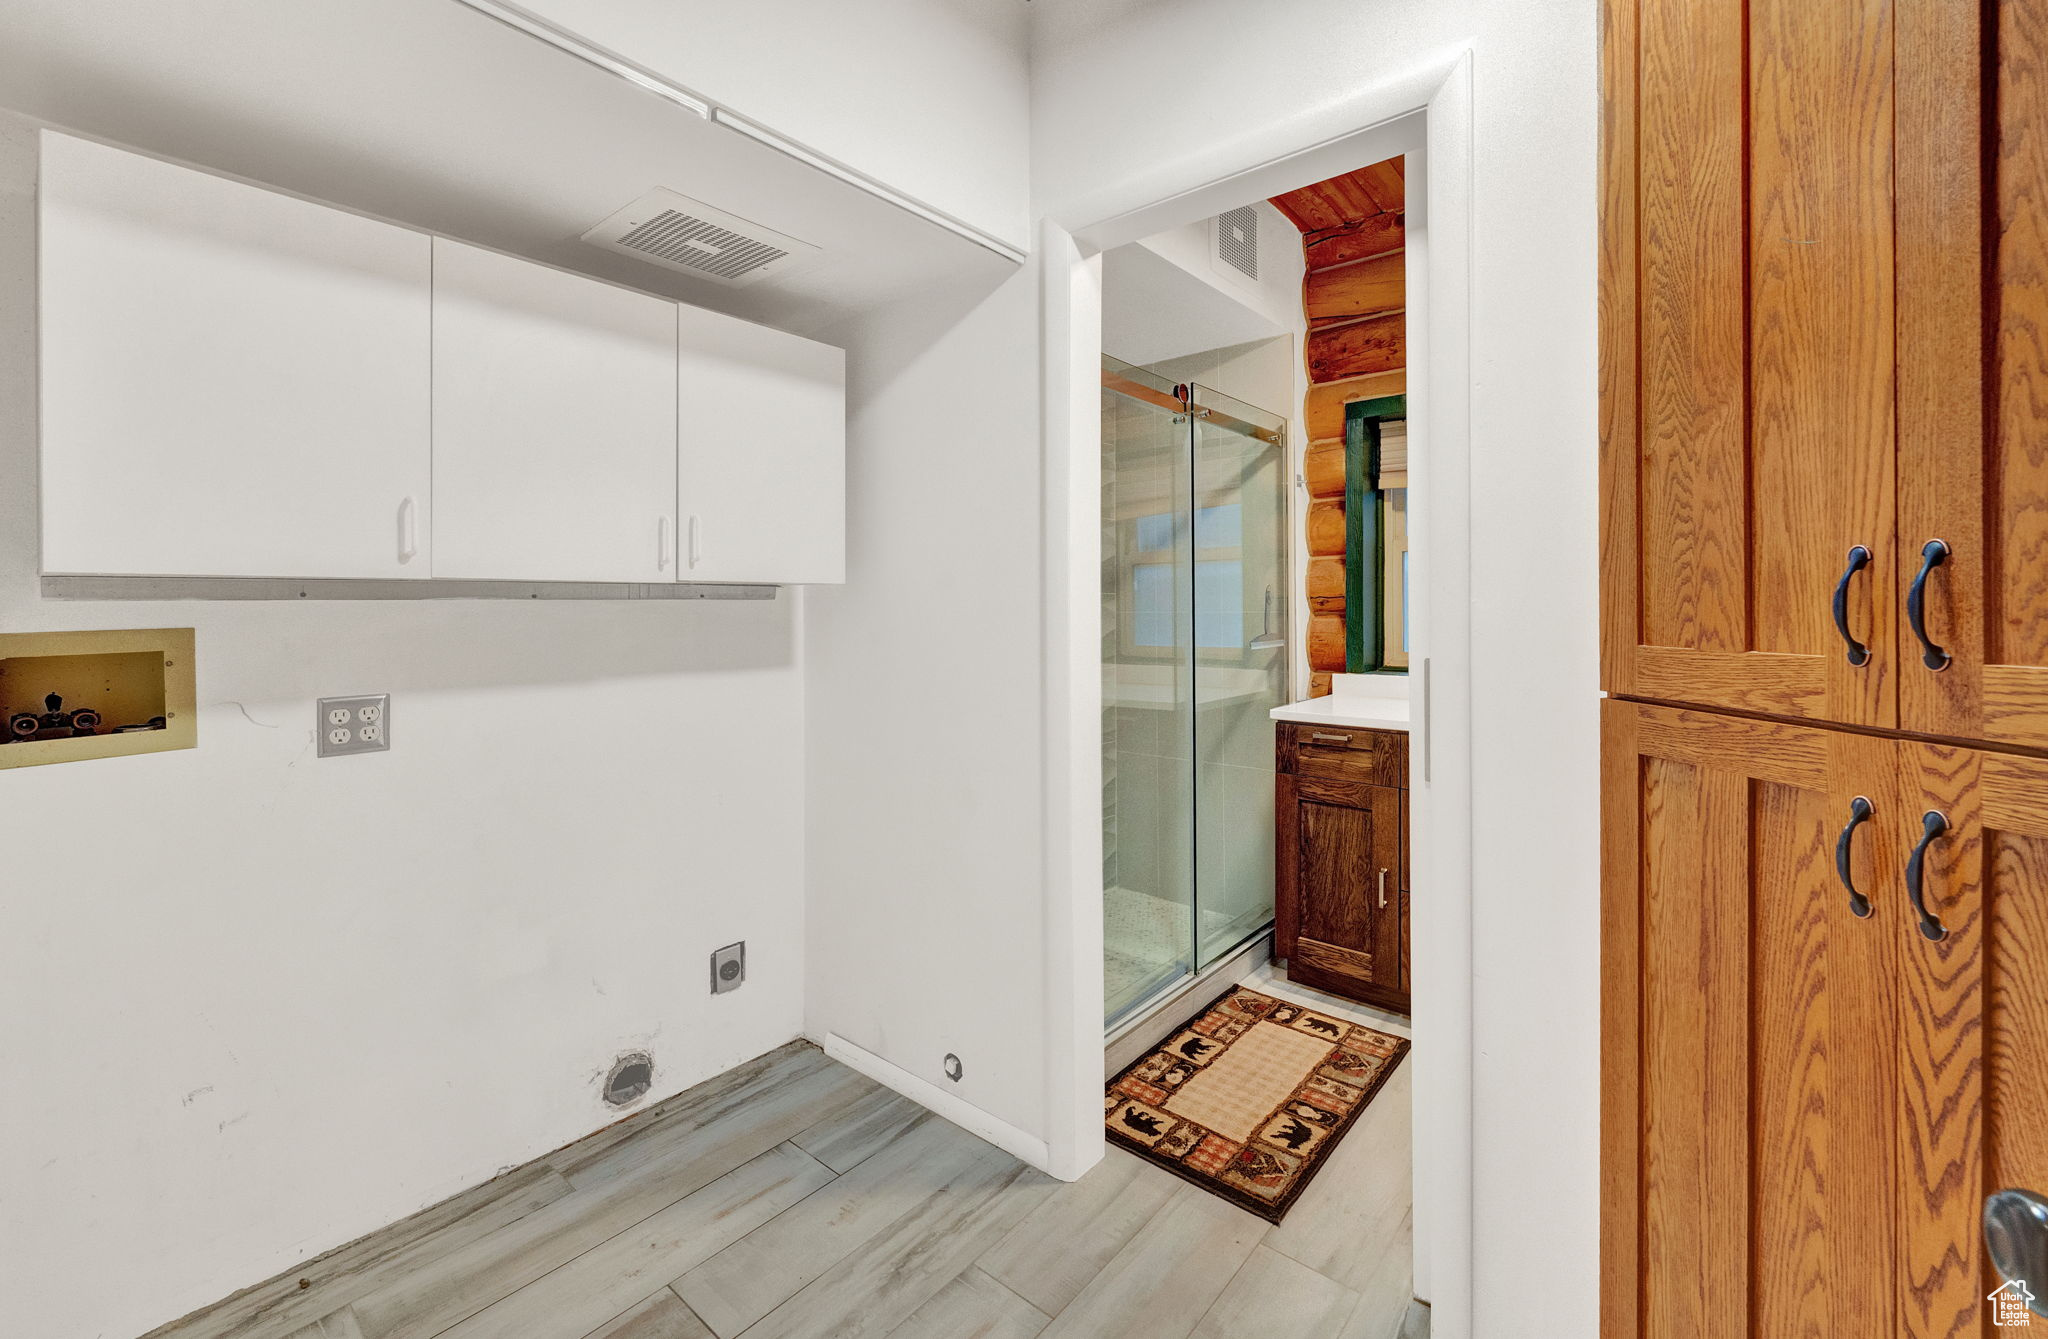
[1345,396,1409,672]
[1126,502,1248,651]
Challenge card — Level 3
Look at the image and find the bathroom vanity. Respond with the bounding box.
[1271,682,1411,1013]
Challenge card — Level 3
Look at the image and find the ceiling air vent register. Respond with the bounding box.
[583,187,821,287]
[1215,205,1260,283]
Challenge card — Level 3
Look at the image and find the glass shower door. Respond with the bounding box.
[1101,360,1289,1029]
[1190,384,1289,967]
[1102,358,1198,1026]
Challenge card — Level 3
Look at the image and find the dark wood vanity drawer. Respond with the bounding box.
[1279,721,1408,787]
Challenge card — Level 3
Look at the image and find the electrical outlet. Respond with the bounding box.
[317,695,391,757]
[710,941,745,994]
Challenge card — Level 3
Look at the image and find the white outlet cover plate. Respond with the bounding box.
[317,695,390,757]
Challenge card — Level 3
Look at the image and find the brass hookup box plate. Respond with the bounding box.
[0,627,196,769]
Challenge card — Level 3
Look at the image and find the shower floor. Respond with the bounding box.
[1104,884,1260,1024]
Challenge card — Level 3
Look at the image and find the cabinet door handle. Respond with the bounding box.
[658,516,674,571]
[1907,539,1952,671]
[1905,809,1951,942]
[1378,867,1389,909]
[1309,732,1351,746]
[1835,795,1874,918]
[1831,545,1873,666]
[397,497,419,564]
[687,515,702,570]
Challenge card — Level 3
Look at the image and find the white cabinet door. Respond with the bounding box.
[432,239,677,583]
[38,132,432,578]
[675,306,845,585]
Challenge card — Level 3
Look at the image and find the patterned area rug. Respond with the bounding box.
[1104,984,1410,1222]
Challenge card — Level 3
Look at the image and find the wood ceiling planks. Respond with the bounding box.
[1269,160,1406,232]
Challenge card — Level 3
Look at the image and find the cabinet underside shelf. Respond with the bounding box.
[39,577,778,602]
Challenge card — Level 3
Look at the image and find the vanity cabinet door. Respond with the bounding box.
[1283,775,1406,1010]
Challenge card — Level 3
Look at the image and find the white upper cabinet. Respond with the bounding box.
[676,306,846,585]
[430,239,678,583]
[38,131,432,579]
[37,133,845,588]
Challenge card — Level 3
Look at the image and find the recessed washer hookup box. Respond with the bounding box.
[0,627,195,770]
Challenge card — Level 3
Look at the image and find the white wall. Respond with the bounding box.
[1034,4,1601,1336]
[0,113,810,1339]
[802,254,1052,1150]
[503,0,1033,251]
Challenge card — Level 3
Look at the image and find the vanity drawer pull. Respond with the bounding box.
[1309,732,1356,746]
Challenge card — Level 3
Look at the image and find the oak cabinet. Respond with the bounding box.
[1275,722,1409,1012]
[1601,697,2048,1337]
[1600,0,2048,1329]
[430,239,678,583]
[1602,0,2048,750]
[38,130,433,580]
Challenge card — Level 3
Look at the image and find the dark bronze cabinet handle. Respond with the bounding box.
[1832,545,1873,666]
[1835,795,1874,917]
[1907,539,1952,671]
[1905,809,1951,942]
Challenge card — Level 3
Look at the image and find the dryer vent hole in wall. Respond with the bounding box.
[602,1052,654,1107]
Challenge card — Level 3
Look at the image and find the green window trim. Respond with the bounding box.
[1344,395,1407,674]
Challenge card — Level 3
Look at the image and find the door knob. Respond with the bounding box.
[1985,1189,2048,1318]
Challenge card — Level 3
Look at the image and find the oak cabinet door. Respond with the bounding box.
[1601,0,1899,729]
[1894,0,2048,750]
[1891,743,2048,1337]
[430,238,677,583]
[1602,699,1900,1339]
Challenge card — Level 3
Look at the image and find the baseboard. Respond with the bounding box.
[819,1032,1053,1172]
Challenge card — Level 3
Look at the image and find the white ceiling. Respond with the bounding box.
[0,0,1011,338]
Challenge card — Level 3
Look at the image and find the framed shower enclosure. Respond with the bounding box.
[1101,356,1290,1028]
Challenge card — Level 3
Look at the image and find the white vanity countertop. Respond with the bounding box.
[1270,673,1411,733]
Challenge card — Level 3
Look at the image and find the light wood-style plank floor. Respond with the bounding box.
[146,973,1423,1339]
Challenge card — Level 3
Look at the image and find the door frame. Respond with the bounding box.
[1038,53,1477,1338]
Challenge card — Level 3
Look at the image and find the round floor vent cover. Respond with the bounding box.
[603,1052,654,1107]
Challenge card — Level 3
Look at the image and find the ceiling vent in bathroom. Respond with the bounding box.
[1214,205,1260,283]
[582,188,821,287]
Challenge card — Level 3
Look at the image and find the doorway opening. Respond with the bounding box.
[1085,146,1425,1334]
[1044,65,1474,1333]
